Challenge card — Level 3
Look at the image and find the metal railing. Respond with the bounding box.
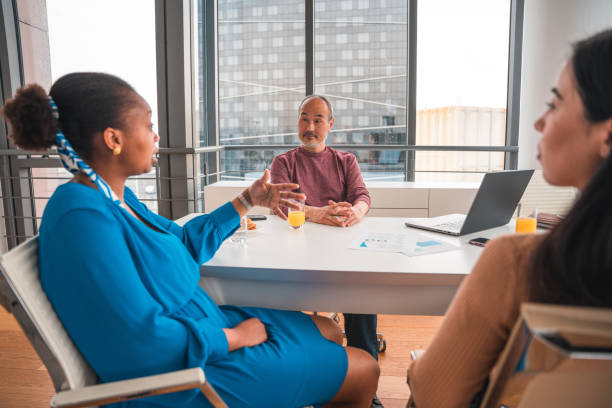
[0,143,516,251]
[0,147,223,250]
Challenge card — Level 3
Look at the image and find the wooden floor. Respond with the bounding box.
[0,305,442,407]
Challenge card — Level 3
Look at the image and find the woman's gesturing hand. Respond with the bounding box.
[223,318,268,351]
[248,169,306,215]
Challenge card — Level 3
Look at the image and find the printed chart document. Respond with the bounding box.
[348,232,459,257]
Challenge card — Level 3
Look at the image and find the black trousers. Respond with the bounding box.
[343,313,378,360]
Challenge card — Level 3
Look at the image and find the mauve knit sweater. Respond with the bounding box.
[270,146,371,209]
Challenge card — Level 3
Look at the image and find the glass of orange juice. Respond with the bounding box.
[287,199,306,230]
[515,204,538,233]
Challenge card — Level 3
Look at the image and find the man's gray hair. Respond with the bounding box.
[298,94,334,121]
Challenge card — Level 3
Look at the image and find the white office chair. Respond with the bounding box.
[0,236,227,408]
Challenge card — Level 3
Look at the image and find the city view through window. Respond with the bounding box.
[36,0,512,227]
[42,0,158,216]
[215,0,511,182]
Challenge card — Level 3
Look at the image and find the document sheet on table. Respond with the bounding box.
[348,232,459,257]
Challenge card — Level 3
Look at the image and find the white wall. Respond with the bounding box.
[518,0,612,170]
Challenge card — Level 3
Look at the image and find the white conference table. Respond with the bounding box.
[178,214,517,315]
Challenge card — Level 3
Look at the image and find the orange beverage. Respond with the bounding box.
[515,217,537,233]
[287,198,305,229]
[288,211,306,229]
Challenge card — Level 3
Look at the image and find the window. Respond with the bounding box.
[206,0,518,182]
[216,0,304,180]
[42,0,159,216]
[382,116,395,126]
[314,0,407,178]
[2,0,522,248]
[415,0,511,181]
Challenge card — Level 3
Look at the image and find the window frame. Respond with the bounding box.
[0,0,524,248]
[206,0,523,183]
[0,0,35,250]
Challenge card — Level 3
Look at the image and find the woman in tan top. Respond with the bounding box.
[408,28,612,408]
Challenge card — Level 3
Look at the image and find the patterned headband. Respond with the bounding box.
[49,97,123,208]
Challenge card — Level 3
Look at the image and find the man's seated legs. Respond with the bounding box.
[344,313,379,360]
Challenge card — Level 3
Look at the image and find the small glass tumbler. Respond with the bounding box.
[515,204,538,233]
[230,215,248,244]
[287,199,306,230]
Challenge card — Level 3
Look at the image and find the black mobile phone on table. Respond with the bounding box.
[248,215,267,221]
[468,237,489,247]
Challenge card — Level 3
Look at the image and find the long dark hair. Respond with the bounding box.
[528,29,612,306]
[1,72,139,160]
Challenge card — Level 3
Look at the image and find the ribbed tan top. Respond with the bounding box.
[408,233,545,408]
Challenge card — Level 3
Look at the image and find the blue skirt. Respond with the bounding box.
[174,289,348,408]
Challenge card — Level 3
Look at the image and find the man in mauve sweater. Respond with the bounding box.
[271,95,383,408]
[270,95,371,225]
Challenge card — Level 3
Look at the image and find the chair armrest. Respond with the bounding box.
[51,367,208,408]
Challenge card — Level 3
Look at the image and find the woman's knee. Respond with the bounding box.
[311,315,344,345]
[351,347,380,384]
[346,347,380,391]
[327,347,379,406]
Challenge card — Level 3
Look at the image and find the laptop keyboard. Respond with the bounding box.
[432,221,462,232]
[405,213,467,234]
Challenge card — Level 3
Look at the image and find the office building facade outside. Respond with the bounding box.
[214,0,508,182]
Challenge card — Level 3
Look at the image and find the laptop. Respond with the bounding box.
[404,169,534,236]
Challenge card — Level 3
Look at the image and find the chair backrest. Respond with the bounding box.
[481,302,612,408]
[0,236,98,392]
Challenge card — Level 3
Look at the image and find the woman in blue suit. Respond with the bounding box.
[1,72,379,407]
